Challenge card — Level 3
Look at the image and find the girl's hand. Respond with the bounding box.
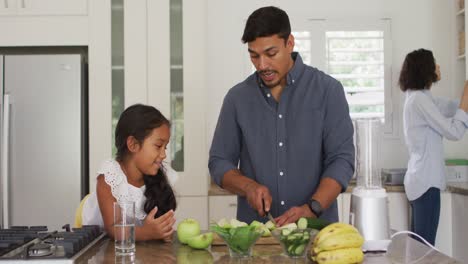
[143,207,176,240]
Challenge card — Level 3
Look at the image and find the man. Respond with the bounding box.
[209,6,354,225]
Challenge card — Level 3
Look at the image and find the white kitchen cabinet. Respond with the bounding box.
[0,0,88,46]
[340,193,351,224]
[175,196,209,231]
[451,193,468,262]
[387,192,409,232]
[146,0,208,197]
[0,0,87,16]
[209,196,237,223]
[85,0,209,195]
[336,193,343,222]
[96,0,209,221]
[435,192,453,257]
[454,0,468,91]
[0,0,17,15]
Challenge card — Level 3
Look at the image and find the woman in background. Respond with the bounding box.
[399,48,468,245]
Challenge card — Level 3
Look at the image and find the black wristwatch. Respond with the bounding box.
[308,199,323,217]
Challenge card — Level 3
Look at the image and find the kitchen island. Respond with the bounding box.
[74,233,460,263]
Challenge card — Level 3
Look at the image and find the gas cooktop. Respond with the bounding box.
[0,225,105,263]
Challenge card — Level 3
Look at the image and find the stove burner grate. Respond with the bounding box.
[28,243,53,257]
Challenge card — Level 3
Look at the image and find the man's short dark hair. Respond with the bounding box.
[398,49,438,92]
[241,6,291,43]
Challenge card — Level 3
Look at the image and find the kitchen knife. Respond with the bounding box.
[262,198,276,225]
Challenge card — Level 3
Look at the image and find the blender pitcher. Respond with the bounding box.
[355,118,382,189]
[351,118,390,247]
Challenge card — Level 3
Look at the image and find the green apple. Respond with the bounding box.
[216,218,231,228]
[249,220,263,228]
[187,232,213,249]
[177,218,201,244]
[265,220,276,230]
[230,218,248,228]
[261,226,271,237]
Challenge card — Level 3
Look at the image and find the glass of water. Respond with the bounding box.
[114,201,136,256]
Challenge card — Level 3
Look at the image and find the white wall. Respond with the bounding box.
[205,0,468,171]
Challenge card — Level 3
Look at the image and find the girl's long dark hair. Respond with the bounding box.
[115,104,177,218]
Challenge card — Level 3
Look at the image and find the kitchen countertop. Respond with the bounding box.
[74,233,461,263]
[446,182,468,195]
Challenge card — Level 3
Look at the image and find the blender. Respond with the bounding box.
[350,118,390,251]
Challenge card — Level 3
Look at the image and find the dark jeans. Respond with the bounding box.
[410,187,440,246]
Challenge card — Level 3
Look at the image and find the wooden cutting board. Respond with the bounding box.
[212,233,279,246]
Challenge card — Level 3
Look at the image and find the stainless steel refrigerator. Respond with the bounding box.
[0,53,88,231]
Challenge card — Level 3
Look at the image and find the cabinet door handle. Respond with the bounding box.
[4,0,8,8]
[228,203,237,207]
[21,0,25,8]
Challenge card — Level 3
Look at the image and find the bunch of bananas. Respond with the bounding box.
[310,223,364,264]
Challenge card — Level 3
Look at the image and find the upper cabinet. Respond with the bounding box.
[456,0,468,80]
[0,0,89,46]
[100,0,208,197]
[147,0,208,197]
[0,0,87,16]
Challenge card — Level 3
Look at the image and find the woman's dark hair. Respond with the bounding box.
[115,104,176,218]
[241,6,291,43]
[398,49,439,91]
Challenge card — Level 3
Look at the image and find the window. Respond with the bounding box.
[325,31,384,119]
[293,19,393,133]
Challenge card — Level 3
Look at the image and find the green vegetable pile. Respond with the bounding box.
[210,224,263,255]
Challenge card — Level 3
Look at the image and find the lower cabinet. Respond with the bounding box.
[175,196,208,230]
[452,193,468,262]
[436,192,453,257]
[208,195,237,223]
[387,192,410,232]
[339,193,351,224]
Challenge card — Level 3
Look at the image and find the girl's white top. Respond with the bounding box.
[403,90,468,201]
[81,159,178,226]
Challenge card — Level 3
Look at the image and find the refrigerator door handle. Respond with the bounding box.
[1,94,10,228]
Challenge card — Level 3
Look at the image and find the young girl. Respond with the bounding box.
[82,104,177,241]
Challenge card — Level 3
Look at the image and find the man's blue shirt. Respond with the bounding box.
[209,52,355,223]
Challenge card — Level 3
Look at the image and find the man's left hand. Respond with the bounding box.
[274,204,314,226]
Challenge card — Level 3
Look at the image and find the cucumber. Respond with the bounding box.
[287,233,303,241]
[281,228,292,236]
[294,244,305,255]
[302,217,330,230]
[297,217,308,229]
[277,229,312,256]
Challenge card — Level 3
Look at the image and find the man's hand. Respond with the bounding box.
[245,182,272,216]
[274,205,314,226]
